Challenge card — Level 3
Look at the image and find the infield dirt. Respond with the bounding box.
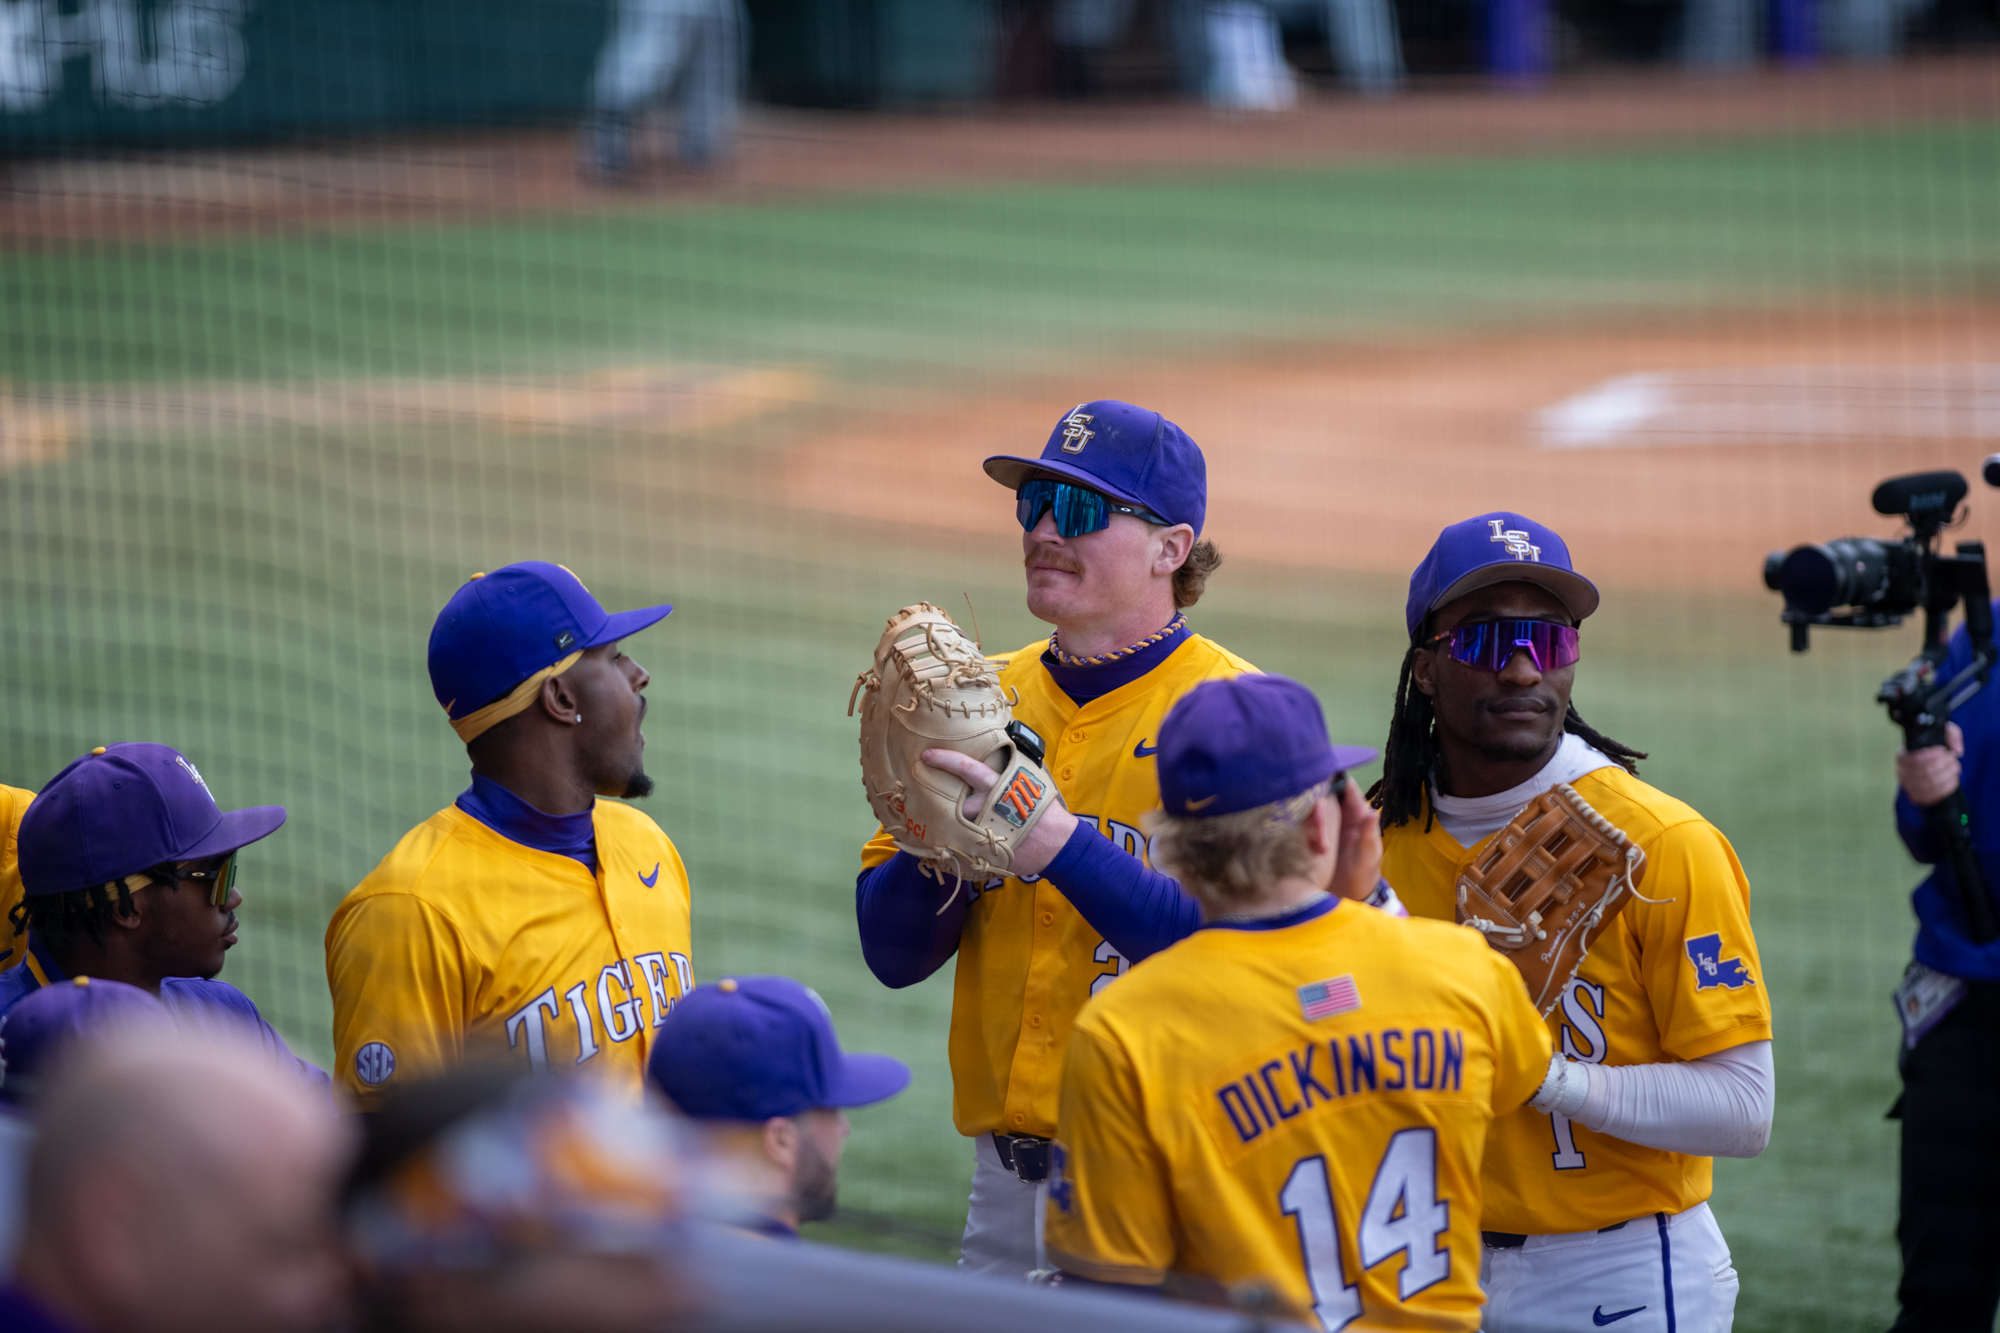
[788,298,2000,592]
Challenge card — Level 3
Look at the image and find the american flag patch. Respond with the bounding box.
[1298,975,1361,1021]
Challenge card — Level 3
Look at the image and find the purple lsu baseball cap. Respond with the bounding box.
[646,976,910,1122]
[0,977,168,1105]
[17,743,287,897]
[428,561,672,723]
[1158,675,1377,819]
[1404,512,1600,639]
[983,399,1207,536]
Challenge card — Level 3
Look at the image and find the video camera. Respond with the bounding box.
[1765,463,2000,942]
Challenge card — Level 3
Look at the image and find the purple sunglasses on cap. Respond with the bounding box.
[1428,618,1580,673]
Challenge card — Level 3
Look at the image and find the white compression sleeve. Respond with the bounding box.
[1569,1040,1774,1159]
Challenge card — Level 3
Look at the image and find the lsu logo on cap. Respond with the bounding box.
[174,755,214,799]
[1059,410,1095,454]
[1489,519,1541,562]
[1685,933,1755,991]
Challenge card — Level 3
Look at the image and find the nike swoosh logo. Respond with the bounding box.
[1133,739,1159,757]
[1593,1306,1646,1326]
[1184,794,1219,812]
[640,863,660,888]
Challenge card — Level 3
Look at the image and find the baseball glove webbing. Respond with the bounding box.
[1455,782,1663,1016]
[852,604,1064,905]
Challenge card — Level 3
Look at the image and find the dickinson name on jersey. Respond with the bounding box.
[1045,902,1552,1332]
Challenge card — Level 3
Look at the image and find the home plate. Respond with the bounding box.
[1537,364,2000,448]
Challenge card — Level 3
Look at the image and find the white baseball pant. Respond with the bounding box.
[1480,1202,1741,1333]
[957,1133,1046,1281]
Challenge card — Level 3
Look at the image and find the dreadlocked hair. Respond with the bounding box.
[7,879,140,955]
[1366,643,1648,832]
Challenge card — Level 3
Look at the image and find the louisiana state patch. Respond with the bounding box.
[1684,934,1755,991]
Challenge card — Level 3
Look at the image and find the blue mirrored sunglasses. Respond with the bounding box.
[1016,478,1166,538]
[1427,619,1580,673]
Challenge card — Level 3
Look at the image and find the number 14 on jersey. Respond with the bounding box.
[1279,1129,1452,1331]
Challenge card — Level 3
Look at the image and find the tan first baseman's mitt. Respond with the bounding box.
[1455,782,1648,1017]
[849,603,1063,890]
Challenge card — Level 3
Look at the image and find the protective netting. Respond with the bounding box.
[5,8,2000,1325]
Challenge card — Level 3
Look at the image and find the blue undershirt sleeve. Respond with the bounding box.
[1897,788,1944,864]
[1039,821,1203,964]
[855,851,968,988]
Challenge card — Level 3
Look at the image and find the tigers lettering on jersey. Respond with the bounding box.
[502,949,693,1068]
[1044,904,1552,1332]
[326,799,693,1108]
[1380,765,1772,1234]
[859,633,1255,1140]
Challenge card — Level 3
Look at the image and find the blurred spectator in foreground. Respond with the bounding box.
[341,1066,1288,1333]
[344,1067,695,1333]
[646,976,909,1240]
[1,744,325,1089]
[583,0,744,178]
[0,979,170,1277]
[0,1028,350,1333]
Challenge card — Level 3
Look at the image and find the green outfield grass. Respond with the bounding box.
[4,121,2000,387]
[4,116,1996,1331]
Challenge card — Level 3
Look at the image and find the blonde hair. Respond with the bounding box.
[1144,783,1324,912]
[1172,539,1222,609]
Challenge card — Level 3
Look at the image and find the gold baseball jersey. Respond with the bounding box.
[1382,765,1771,1235]
[1045,901,1553,1330]
[0,785,28,972]
[860,633,1253,1139]
[326,799,692,1108]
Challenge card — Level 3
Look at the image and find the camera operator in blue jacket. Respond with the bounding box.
[1890,604,2000,1333]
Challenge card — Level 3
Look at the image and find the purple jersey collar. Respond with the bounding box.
[1203,894,1340,932]
[455,773,598,870]
[1041,619,1191,706]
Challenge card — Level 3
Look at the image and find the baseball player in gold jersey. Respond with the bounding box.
[1374,514,1773,1333]
[326,561,693,1107]
[860,400,1369,1279]
[1045,674,1553,1330]
[0,783,30,971]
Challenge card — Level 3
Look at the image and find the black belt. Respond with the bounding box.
[992,1133,1052,1183]
[1482,1220,1630,1249]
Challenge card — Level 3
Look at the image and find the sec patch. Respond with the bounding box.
[355,1041,397,1086]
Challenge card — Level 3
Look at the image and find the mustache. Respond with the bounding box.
[1024,544,1084,575]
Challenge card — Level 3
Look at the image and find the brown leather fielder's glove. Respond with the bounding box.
[1455,783,1648,1017]
[849,603,1063,889]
